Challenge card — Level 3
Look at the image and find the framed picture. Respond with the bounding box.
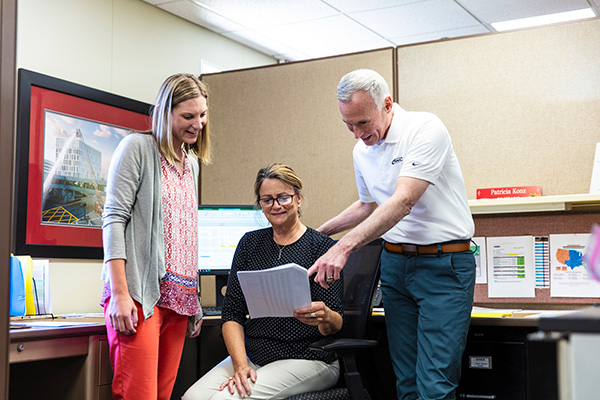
[14,69,152,259]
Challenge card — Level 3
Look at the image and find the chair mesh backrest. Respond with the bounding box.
[339,239,382,340]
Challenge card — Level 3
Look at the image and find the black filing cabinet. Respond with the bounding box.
[457,324,537,400]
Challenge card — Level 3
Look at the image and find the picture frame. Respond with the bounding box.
[14,69,152,259]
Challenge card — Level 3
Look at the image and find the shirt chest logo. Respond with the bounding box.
[391,157,403,165]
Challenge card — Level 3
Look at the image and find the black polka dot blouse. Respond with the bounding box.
[221,227,343,366]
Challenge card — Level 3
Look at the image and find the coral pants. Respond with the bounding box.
[104,298,188,400]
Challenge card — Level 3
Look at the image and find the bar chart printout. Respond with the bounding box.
[535,236,550,288]
[487,236,535,298]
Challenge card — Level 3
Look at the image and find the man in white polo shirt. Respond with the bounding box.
[308,69,475,400]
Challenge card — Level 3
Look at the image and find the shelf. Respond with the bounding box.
[469,193,600,215]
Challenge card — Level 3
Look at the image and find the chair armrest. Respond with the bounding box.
[309,338,378,352]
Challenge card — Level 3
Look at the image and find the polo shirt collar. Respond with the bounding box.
[379,103,404,145]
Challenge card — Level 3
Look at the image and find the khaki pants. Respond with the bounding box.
[183,356,339,400]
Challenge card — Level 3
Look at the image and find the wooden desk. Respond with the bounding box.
[197,316,228,376]
[9,317,111,400]
[8,316,217,400]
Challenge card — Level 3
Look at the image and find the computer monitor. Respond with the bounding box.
[197,204,270,275]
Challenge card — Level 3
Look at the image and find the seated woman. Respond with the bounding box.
[183,163,343,400]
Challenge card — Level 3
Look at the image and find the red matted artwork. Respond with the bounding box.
[14,69,152,259]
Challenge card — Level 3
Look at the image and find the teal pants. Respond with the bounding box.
[380,249,475,400]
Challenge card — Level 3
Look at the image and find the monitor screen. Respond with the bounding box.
[197,205,270,275]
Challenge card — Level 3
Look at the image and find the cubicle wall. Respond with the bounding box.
[201,18,600,306]
[396,18,600,198]
[201,48,395,230]
[393,18,600,305]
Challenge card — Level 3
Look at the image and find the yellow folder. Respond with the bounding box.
[471,312,513,318]
[16,255,35,315]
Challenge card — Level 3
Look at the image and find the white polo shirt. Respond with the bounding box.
[353,104,474,245]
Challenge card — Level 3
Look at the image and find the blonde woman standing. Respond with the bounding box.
[101,73,211,400]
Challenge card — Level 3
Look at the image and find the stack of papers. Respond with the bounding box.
[238,263,312,319]
[10,321,102,328]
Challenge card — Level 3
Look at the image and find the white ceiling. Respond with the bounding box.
[143,0,600,62]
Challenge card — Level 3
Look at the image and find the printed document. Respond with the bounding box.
[471,237,487,284]
[550,233,600,297]
[237,263,312,318]
[534,236,550,288]
[32,259,52,314]
[486,236,535,298]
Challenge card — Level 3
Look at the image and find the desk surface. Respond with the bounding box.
[8,316,111,400]
[538,305,600,332]
[203,309,554,328]
[11,307,570,339]
[9,315,222,341]
[374,307,580,328]
[9,317,106,341]
[369,313,540,328]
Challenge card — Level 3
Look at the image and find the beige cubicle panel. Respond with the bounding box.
[201,48,395,230]
[200,19,600,307]
[395,18,600,198]
[393,18,600,306]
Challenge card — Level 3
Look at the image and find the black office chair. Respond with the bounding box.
[284,239,383,400]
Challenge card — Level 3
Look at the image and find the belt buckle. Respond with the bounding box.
[402,244,418,255]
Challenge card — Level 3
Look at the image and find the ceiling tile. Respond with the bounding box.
[458,0,592,23]
[190,0,339,29]
[254,15,393,59]
[143,0,600,62]
[158,1,244,33]
[349,0,481,38]
[322,0,419,13]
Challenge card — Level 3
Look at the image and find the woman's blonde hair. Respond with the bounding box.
[150,73,211,165]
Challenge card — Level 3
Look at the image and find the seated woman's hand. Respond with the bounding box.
[294,301,328,327]
[219,365,257,398]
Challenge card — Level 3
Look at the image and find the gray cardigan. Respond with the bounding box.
[102,133,201,333]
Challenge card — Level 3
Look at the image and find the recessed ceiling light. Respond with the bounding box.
[491,8,596,32]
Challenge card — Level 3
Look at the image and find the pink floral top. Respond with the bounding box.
[101,150,200,315]
[155,151,200,316]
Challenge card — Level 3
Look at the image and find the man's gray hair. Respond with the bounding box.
[336,69,391,110]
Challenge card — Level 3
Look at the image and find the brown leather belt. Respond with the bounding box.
[384,241,470,255]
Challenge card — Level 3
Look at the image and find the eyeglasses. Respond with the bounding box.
[258,194,296,208]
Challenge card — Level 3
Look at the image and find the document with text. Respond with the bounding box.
[32,259,52,315]
[550,233,599,297]
[487,236,535,298]
[472,237,487,284]
[237,263,312,318]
